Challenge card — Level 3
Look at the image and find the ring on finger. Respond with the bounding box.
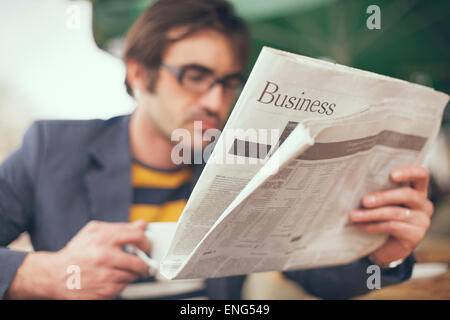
[405,208,411,220]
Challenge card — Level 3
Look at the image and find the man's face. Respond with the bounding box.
[138,29,243,148]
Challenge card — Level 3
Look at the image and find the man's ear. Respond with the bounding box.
[125,59,147,93]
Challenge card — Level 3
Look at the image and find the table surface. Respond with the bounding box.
[9,232,450,300]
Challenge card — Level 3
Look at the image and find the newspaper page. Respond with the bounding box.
[160,47,449,280]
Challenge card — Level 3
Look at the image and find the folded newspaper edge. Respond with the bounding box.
[160,123,315,279]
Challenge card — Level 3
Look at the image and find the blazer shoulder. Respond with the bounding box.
[33,115,126,132]
[19,115,129,167]
[30,115,129,144]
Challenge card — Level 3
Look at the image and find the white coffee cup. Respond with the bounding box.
[144,222,177,280]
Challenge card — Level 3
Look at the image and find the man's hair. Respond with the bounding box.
[123,0,251,96]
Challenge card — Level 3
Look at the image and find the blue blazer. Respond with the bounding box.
[0,115,415,299]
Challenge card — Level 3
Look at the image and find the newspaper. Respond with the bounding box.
[160,47,449,280]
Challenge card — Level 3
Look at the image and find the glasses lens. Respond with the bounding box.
[181,67,215,92]
[222,75,245,91]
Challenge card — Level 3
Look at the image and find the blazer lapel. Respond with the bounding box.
[84,116,132,223]
[83,114,207,223]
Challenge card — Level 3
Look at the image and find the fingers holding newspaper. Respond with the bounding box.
[349,165,433,266]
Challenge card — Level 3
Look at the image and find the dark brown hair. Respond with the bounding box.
[123,0,250,96]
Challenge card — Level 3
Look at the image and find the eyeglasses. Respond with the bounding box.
[160,63,245,94]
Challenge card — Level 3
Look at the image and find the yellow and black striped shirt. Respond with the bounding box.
[126,160,207,300]
[129,160,193,224]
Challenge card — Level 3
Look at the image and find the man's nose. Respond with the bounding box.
[198,82,227,112]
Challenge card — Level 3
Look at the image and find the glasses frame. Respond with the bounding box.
[160,62,245,93]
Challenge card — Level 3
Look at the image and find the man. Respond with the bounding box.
[0,0,433,299]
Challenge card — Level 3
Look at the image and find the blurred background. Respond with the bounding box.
[1,0,449,299]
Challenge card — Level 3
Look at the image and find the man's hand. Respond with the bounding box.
[6,220,151,299]
[349,165,433,265]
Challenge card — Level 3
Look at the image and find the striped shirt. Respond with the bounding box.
[129,160,192,223]
[122,160,207,300]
